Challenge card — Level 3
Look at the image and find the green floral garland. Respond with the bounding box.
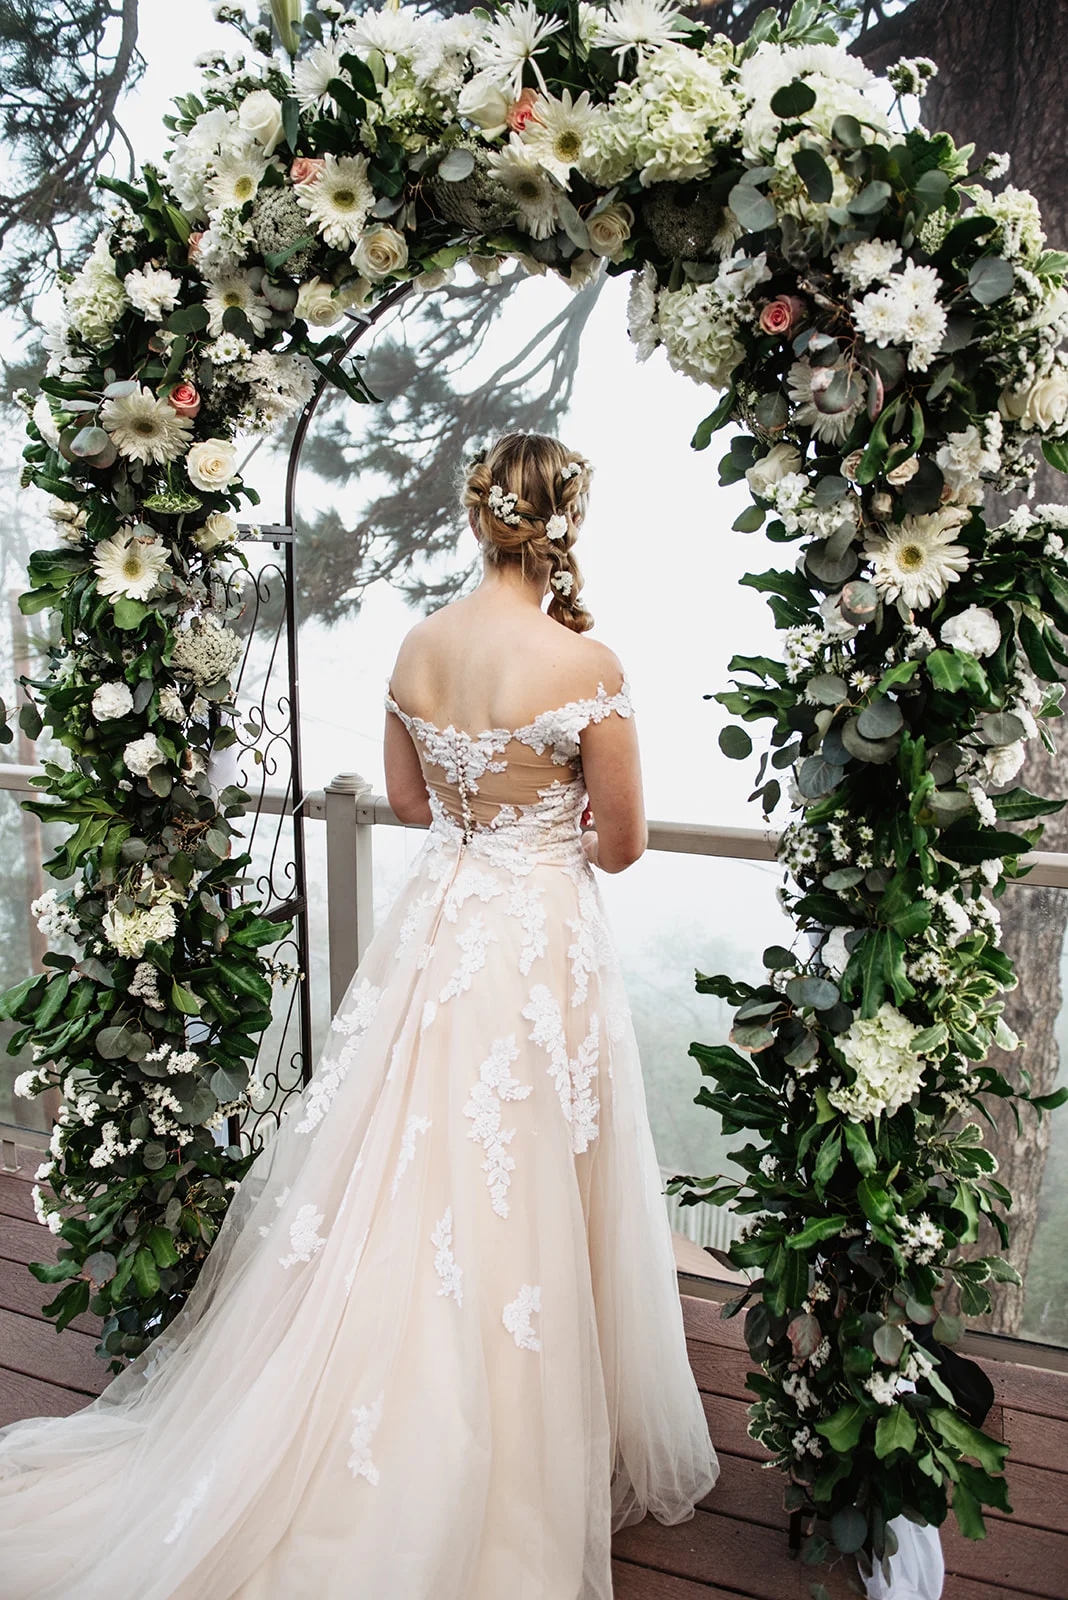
[8,0,1068,1575]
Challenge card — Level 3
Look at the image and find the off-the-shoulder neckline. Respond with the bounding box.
[384,678,631,743]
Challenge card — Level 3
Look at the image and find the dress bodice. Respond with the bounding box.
[384,679,634,868]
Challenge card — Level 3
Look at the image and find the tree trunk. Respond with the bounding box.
[854,0,1068,1334]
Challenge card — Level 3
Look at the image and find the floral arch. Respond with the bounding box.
[10,0,1068,1579]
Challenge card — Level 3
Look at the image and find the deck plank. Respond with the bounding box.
[0,1168,37,1222]
[0,1212,61,1269]
[0,1307,108,1396]
[0,1256,100,1338]
[611,1558,753,1598]
[0,1367,94,1429]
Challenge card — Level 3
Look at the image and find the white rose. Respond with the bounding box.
[187,438,238,492]
[841,449,864,481]
[296,276,345,327]
[192,511,238,552]
[91,681,134,721]
[1000,368,1068,431]
[587,202,634,260]
[886,455,920,486]
[745,443,803,499]
[352,225,408,281]
[457,71,509,136]
[939,605,1001,658]
[238,89,284,156]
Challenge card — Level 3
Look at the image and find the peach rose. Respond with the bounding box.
[168,382,201,419]
[758,295,806,337]
[290,156,326,186]
[187,232,205,264]
[506,88,539,133]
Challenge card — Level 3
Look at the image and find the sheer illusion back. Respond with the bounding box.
[385,678,633,848]
[0,666,718,1600]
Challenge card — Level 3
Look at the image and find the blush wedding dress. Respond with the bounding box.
[0,674,720,1599]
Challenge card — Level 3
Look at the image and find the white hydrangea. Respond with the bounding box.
[102,902,179,959]
[172,612,244,688]
[655,281,745,390]
[969,185,1045,261]
[581,39,742,188]
[64,231,129,345]
[828,1002,927,1122]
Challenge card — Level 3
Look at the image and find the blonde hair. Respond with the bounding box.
[462,432,594,633]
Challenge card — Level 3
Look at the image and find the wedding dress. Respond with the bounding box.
[0,674,720,1599]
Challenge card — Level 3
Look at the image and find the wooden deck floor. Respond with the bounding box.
[3,1153,1067,1597]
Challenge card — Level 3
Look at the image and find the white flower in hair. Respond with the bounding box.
[560,461,583,479]
[551,569,574,596]
[487,484,521,525]
[545,514,567,541]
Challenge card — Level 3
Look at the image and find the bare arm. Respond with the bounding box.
[384,709,433,826]
[579,700,647,874]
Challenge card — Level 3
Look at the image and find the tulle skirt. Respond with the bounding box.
[0,822,719,1598]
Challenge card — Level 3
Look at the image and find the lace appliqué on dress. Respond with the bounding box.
[391,1113,432,1198]
[522,984,600,1154]
[462,1035,533,1219]
[295,979,381,1134]
[502,1284,542,1352]
[431,1206,463,1305]
[279,1202,327,1269]
[513,680,633,766]
[439,914,496,1003]
[348,1390,385,1485]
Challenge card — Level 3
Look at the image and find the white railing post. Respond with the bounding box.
[324,772,375,1012]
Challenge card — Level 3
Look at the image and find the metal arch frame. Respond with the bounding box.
[229,281,415,1143]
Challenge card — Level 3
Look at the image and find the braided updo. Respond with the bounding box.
[462,432,594,633]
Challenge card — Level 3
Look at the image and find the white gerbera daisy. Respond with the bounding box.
[473,0,563,95]
[597,0,689,62]
[100,386,194,465]
[204,272,272,337]
[522,90,595,184]
[207,147,269,210]
[486,139,559,239]
[293,41,347,112]
[296,153,374,250]
[787,359,864,446]
[93,530,172,602]
[864,510,971,611]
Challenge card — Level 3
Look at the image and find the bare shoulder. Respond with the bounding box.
[560,631,627,699]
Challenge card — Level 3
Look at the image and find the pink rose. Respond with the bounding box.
[758,295,806,337]
[290,156,326,185]
[168,382,201,419]
[506,88,539,133]
[187,232,204,264]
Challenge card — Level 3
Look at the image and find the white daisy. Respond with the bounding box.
[204,272,272,337]
[207,146,268,210]
[293,41,347,112]
[93,530,172,602]
[296,153,375,250]
[597,0,689,62]
[522,90,595,184]
[486,139,559,239]
[100,386,194,465]
[473,0,563,96]
[864,510,971,611]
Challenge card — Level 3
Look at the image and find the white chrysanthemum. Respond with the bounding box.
[940,604,1001,658]
[91,681,134,721]
[738,41,889,159]
[486,139,559,239]
[828,1002,927,1122]
[343,4,421,68]
[833,239,902,291]
[204,272,271,337]
[103,902,179,959]
[293,41,348,111]
[656,282,744,390]
[124,734,166,777]
[597,0,689,61]
[864,509,971,611]
[93,530,172,601]
[787,359,863,445]
[581,41,740,188]
[100,386,194,465]
[124,264,184,322]
[627,262,660,361]
[207,146,269,210]
[522,90,595,184]
[296,153,374,249]
[853,262,947,374]
[472,0,563,95]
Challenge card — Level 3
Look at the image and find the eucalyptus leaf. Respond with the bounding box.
[728,181,777,233]
[968,256,1015,305]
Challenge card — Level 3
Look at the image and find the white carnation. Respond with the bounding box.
[939,605,1001,658]
[124,734,165,776]
[91,681,134,721]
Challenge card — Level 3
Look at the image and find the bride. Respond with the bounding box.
[0,430,720,1598]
